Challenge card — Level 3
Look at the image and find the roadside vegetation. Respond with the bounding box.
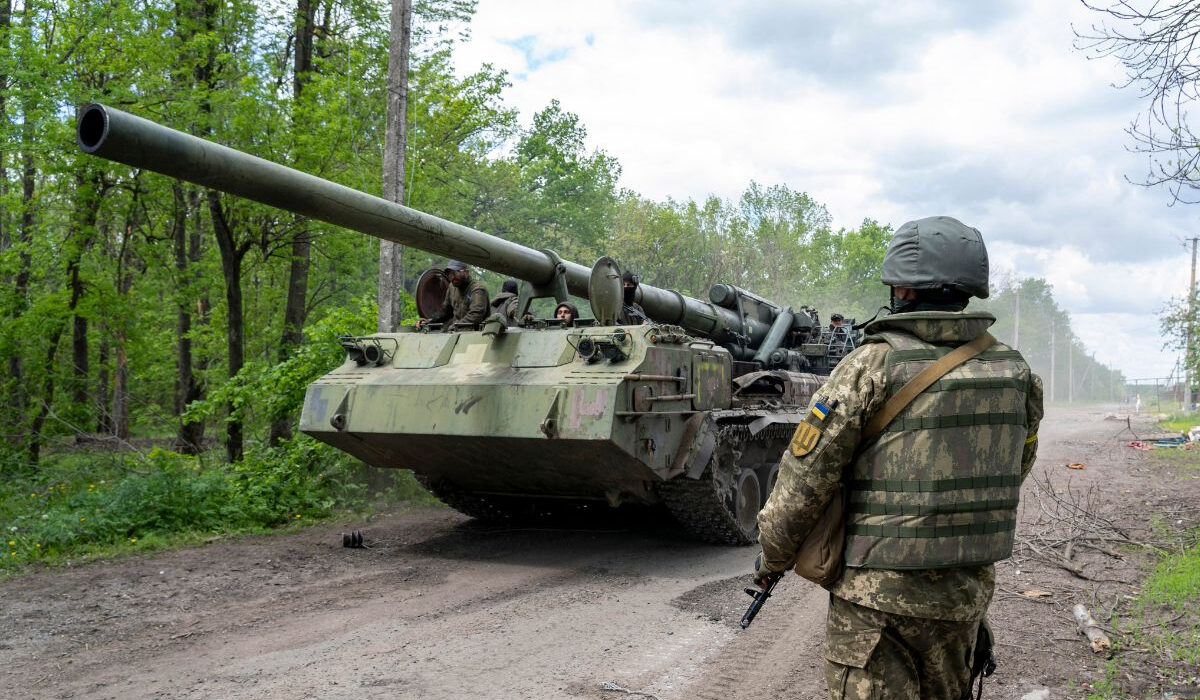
[1,440,437,574]
[1155,410,1200,435]
[1087,536,1200,699]
[1080,418,1200,699]
[1,297,439,575]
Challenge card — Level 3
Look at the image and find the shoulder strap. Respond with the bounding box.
[862,332,996,441]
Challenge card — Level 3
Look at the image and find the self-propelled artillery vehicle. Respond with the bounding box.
[76,103,860,544]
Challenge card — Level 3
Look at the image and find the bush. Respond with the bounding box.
[1,437,430,570]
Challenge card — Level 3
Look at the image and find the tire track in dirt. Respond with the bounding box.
[674,575,828,700]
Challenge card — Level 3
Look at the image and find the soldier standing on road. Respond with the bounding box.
[754,216,1044,700]
[618,270,648,325]
[418,260,490,329]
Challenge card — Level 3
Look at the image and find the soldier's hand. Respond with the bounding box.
[752,551,777,589]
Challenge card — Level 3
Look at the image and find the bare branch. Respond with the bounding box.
[1076,0,1200,202]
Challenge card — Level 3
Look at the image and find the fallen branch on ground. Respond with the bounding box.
[1073,604,1112,653]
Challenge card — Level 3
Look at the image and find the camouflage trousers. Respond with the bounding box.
[824,594,979,700]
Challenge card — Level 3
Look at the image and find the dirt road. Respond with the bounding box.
[3,405,1195,699]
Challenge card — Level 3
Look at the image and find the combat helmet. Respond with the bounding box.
[881,216,989,299]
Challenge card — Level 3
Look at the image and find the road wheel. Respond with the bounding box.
[731,469,761,542]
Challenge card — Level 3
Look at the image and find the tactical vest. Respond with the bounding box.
[844,331,1031,570]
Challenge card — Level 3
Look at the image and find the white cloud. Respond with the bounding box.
[989,242,1189,377]
[453,1,1198,379]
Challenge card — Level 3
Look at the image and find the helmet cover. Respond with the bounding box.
[880,216,989,299]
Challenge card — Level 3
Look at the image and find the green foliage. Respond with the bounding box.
[2,448,251,567]
[185,296,379,428]
[1,437,434,571]
[610,185,887,322]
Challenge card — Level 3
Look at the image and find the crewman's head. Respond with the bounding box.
[502,279,518,295]
[621,270,640,305]
[444,260,470,288]
[554,301,579,323]
[881,216,989,313]
[830,313,844,327]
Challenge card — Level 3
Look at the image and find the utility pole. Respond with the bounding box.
[1187,237,1198,411]
[1068,339,1074,404]
[1012,283,1020,351]
[1049,322,1056,403]
[1090,352,1096,399]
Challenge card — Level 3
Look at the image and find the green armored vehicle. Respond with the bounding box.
[77,103,858,544]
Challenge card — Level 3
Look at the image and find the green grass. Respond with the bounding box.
[1156,411,1200,433]
[1085,660,1126,700]
[1,437,438,574]
[1142,543,1200,611]
[1123,540,1200,678]
[1080,533,1200,697]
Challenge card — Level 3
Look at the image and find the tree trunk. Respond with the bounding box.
[27,323,65,465]
[175,0,222,455]
[71,300,88,418]
[109,193,138,441]
[10,142,35,455]
[172,183,205,453]
[111,334,129,440]
[209,191,246,462]
[378,0,412,333]
[29,169,101,460]
[95,320,111,434]
[189,189,210,442]
[269,0,319,446]
[69,169,102,438]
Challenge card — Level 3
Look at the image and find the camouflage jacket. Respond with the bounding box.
[757,311,1044,621]
[430,279,489,326]
[489,291,518,321]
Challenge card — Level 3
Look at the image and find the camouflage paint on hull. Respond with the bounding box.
[301,325,729,505]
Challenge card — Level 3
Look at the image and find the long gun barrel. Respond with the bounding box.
[77,103,802,355]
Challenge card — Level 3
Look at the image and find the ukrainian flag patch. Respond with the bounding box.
[790,395,839,457]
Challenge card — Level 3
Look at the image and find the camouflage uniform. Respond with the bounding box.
[429,279,490,326]
[757,310,1044,700]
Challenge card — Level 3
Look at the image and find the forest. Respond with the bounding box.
[0,0,1121,564]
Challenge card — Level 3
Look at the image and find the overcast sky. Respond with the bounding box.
[452,1,1196,380]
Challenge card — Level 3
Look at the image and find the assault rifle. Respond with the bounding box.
[739,572,783,629]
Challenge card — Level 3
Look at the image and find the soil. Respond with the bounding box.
[3,404,1198,699]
